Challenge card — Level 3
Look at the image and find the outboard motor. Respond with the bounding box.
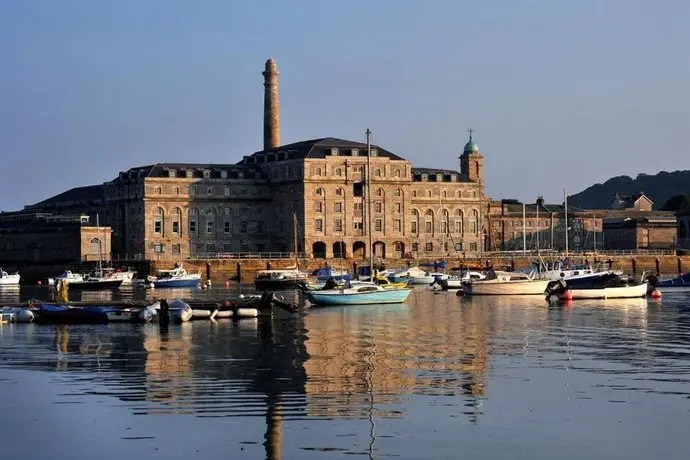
[545,278,567,298]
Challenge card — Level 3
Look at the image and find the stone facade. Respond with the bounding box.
[678,210,690,250]
[602,215,677,250]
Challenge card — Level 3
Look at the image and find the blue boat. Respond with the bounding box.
[152,265,202,288]
[303,283,413,306]
[656,272,690,288]
[36,304,119,324]
[312,267,350,282]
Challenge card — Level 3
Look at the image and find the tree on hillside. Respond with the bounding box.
[662,194,690,211]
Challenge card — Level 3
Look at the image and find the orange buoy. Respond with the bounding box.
[650,289,662,299]
[561,289,573,300]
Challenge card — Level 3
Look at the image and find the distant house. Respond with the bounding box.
[609,192,653,211]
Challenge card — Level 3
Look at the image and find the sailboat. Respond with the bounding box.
[255,214,309,289]
[304,129,413,307]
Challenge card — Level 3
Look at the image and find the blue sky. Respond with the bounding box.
[1,0,688,211]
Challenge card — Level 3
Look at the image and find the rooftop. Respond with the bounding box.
[242,137,406,163]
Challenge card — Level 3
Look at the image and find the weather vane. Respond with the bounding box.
[468,128,474,141]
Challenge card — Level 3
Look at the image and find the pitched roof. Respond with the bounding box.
[411,167,473,182]
[25,185,104,210]
[242,137,407,162]
[117,163,267,180]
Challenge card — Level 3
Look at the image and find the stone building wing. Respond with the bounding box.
[24,184,105,211]
[411,168,474,183]
[239,137,406,163]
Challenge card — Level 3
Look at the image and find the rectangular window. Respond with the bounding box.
[425,242,433,252]
[315,202,323,213]
[470,222,478,233]
[223,243,232,252]
[206,243,215,252]
[441,221,448,234]
[224,221,231,233]
[334,202,343,213]
[411,221,418,233]
[395,203,402,213]
[154,220,162,234]
[189,220,197,234]
[207,187,213,196]
[224,187,230,196]
[442,242,448,252]
[354,202,363,210]
[257,244,265,252]
[172,221,180,234]
[425,222,432,233]
[153,243,164,253]
[189,186,195,195]
[353,221,363,231]
[206,221,214,234]
[412,242,419,252]
[240,240,248,251]
[455,221,463,234]
[470,242,478,251]
[172,243,180,254]
[315,219,323,232]
[375,219,382,231]
[257,221,264,234]
[375,202,382,213]
[334,219,343,232]
[240,221,248,233]
[395,219,402,232]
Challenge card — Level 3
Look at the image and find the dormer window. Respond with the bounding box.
[370,149,378,157]
[451,174,457,182]
[168,169,176,178]
[238,172,244,179]
[186,170,192,178]
[330,147,339,156]
[351,149,359,157]
[203,169,211,179]
[437,173,443,182]
[220,170,227,179]
[421,173,428,181]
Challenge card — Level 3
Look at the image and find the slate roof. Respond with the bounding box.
[241,137,406,163]
[25,185,104,210]
[411,167,473,182]
[116,163,268,180]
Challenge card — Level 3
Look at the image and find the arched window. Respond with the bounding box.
[425,209,434,234]
[469,209,479,234]
[336,187,344,196]
[89,238,101,254]
[394,169,401,178]
[441,209,449,234]
[393,188,402,197]
[172,207,182,235]
[315,187,324,196]
[315,167,322,176]
[376,188,384,197]
[153,207,164,235]
[335,167,343,177]
[411,209,420,234]
[454,209,464,234]
[426,190,432,198]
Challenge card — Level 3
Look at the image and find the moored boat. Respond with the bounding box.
[462,270,551,296]
[254,268,309,290]
[153,265,202,288]
[652,272,690,288]
[0,268,20,286]
[549,281,649,300]
[304,283,413,306]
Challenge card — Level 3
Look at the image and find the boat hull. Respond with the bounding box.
[66,279,124,290]
[563,272,620,288]
[557,282,649,300]
[304,288,412,306]
[153,278,201,288]
[464,279,551,296]
[255,279,302,290]
[0,274,20,286]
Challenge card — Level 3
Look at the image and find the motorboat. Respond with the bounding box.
[254,267,309,290]
[462,270,551,296]
[547,277,650,300]
[0,268,20,286]
[651,272,690,288]
[152,265,202,288]
[52,271,123,290]
[433,270,487,290]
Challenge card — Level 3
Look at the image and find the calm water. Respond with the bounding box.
[1,286,690,459]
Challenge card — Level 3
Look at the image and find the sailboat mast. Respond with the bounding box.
[366,129,373,277]
[536,200,539,255]
[292,213,298,268]
[96,213,102,276]
[564,189,569,256]
[522,202,526,254]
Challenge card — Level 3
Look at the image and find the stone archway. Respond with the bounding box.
[373,241,386,258]
[393,241,405,258]
[353,241,366,259]
[332,241,346,258]
[312,241,326,258]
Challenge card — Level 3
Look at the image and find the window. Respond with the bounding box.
[224,187,230,196]
[412,242,419,252]
[257,221,264,233]
[376,188,383,197]
[334,202,343,213]
[206,221,214,234]
[395,203,402,213]
[354,202,363,210]
[334,219,343,232]
[203,169,211,178]
[172,244,180,254]
[241,208,249,217]
[207,187,213,196]
[174,187,180,195]
[153,243,164,253]
[336,188,344,196]
[315,219,323,232]
[155,186,162,194]
[425,221,432,233]
[375,202,382,213]
[315,187,323,196]
[353,221,363,231]
[441,221,448,234]
[189,186,196,195]
[394,169,401,178]
[221,170,227,179]
[395,219,402,232]
[375,219,382,231]
[442,190,447,198]
[224,221,231,233]
[375,169,382,177]
[393,188,402,197]
[470,242,478,251]
[442,242,448,252]
[224,207,231,215]
[189,220,197,234]
[223,243,232,252]
[206,243,215,252]
[241,240,249,251]
[411,221,418,233]
[240,221,248,233]
[315,202,323,212]
[335,168,342,176]
[426,190,432,198]
[425,242,433,252]
[154,220,162,234]
[172,221,180,234]
[412,190,417,197]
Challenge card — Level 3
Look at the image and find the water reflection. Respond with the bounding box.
[2,290,690,458]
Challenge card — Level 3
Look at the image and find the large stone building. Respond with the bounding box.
[21,58,488,261]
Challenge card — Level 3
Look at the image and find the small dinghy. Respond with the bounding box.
[168,299,193,323]
[0,307,35,323]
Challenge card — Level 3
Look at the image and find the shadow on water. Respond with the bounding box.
[2,286,690,458]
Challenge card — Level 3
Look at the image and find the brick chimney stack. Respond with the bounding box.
[262,58,280,150]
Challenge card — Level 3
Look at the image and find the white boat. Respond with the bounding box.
[391,266,448,285]
[50,270,84,284]
[552,281,649,300]
[304,283,413,306]
[0,307,34,322]
[462,270,551,296]
[153,265,202,288]
[434,270,487,290]
[0,268,20,286]
[104,269,136,285]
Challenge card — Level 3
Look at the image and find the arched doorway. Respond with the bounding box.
[393,241,405,258]
[312,241,326,258]
[373,241,386,258]
[332,241,346,258]
[353,241,366,259]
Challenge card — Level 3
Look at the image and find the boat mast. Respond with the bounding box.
[522,202,526,254]
[292,212,298,268]
[536,199,539,255]
[564,189,569,256]
[366,128,373,277]
[96,213,103,277]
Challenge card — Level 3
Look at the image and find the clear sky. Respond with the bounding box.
[1,0,688,211]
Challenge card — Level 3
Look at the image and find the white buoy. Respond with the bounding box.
[236,308,259,318]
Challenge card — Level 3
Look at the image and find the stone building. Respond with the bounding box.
[677,209,690,250]
[0,212,111,264]
[23,58,488,262]
[602,214,677,250]
[486,197,603,252]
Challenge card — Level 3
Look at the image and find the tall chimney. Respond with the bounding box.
[262,58,280,150]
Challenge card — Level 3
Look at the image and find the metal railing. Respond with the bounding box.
[189,251,307,260]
